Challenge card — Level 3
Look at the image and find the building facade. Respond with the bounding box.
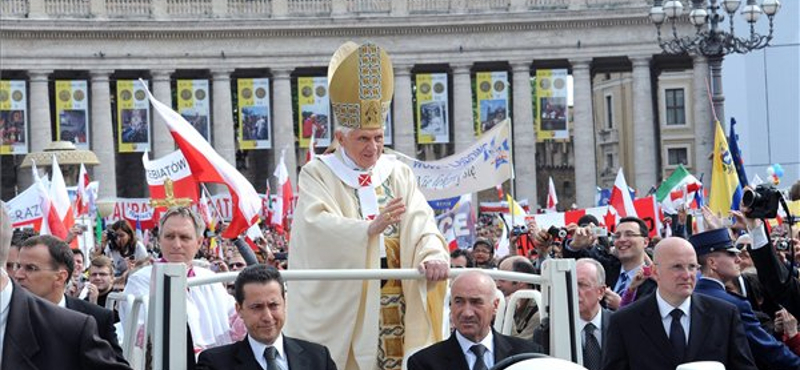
[0,0,711,210]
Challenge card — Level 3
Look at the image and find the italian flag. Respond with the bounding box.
[655,164,702,214]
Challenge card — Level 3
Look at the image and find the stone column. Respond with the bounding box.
[20,70,53,189]
[89,70,117,198]
[451,63,474,153]
[511,62,537,207]
[212,69,236,166]
[271,68,297,187]
[692,56,713,179]
[151,70,174,158]
[392,64,415,158]
[631,56,657,193]
[570,59,597,208]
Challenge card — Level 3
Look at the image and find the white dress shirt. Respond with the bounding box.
[248,333,288,370]
[0,271,14,370]
[455,330,495,370]
[578,309,603,348]
[655,289,691,344]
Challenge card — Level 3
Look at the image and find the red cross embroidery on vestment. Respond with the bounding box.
[358,174,372,187]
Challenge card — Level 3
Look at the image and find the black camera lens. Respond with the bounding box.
[742,188,758,208]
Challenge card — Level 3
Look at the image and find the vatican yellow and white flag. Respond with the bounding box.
[475,71,509,136]
[176,79,211,142]
[0,80,28,155]
[237,77,272,150]
[117,79,151,153]
[416,72,450,144]
[55,80,90,149]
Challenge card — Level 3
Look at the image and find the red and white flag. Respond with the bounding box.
[546,176,559,213]
[244,222,264,251]
[39,156,73,240]
[608,168,638,219]
[142,80,261,239]
[271,150,293,232]
[74,163,91,217]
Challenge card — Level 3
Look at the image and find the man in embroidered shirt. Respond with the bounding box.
[285,42,449,370]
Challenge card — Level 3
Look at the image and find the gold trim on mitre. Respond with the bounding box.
[328,42,394,130]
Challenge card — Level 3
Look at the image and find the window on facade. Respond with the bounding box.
[665,88,686,125]
[606,153,614,169]
[605,95,613,129]
[667,147,689,166]
[563,181,573,197]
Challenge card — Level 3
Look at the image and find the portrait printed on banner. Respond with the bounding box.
[0,110,25,145]
[120,108,149,144]
[539,96,567,131]
[180,109,210,142]
[59,109,88,144]
[301,110,329,140]
[241,106,270,141]
[480,99,507,133]
[420,101,447,136]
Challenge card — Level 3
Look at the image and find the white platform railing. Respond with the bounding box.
[137,259,581,370]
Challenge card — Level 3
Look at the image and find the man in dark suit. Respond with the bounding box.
[575,258,612,370]
[197,264,336,370]
[691,228,800,369]
[14,234,126,363]
[0,202,131,370]
[559,216,657,309]
[602,237,757,370]
[407,270,539,370]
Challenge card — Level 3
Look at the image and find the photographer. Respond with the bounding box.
[104,220,148,277]
[734,185,800,319]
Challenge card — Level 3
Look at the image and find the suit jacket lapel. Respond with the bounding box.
[284,337,309,370]
[686,295,711,360]
[638,294,677,363]
[3,282,40,370]
[443,334,471,370]
[492,330,513,363]
[235,338,264,370]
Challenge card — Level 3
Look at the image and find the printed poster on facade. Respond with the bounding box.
[238,78,272,150]
[117,79,151,153]
[384,105,393,146]
[55,80,90,150]
[416,73,449,144]
[297,76,330,149]
[535,69,569,142]
[177,79,211,142]
[0,80,28,155]
[475,71,509,136]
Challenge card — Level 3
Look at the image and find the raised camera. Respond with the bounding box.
[547,226,567,239]
[742,185,782,219]
[512,225,529,236]
[776,239,791,252]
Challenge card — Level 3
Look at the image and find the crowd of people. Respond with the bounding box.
[2,40,800,370]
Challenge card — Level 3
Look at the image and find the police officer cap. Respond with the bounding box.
[688,228,740,257]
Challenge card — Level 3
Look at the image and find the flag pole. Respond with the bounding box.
[508,118,517,248]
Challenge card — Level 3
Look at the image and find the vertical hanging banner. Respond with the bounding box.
[297,76,330,149]
[55,80,90,149]
[117,79,151,153]
[475,71,509,136]
[535,69,569,142]
[176,79,211,143]
[0,80,28,155]
[384,105,394,146]
[237,78,272,150]
[416,73,450,144]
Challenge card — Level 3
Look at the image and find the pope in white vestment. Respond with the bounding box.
[285,42,450,370]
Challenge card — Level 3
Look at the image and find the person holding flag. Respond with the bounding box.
[286,42,449,370]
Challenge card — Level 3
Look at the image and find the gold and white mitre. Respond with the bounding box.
[328,41,394,130]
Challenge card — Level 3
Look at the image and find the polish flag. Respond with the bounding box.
[608,168,638,219]
[74,163,91,217]
[39,156,73,240]
[546,176,559,213]
[142,150,200,207]
[271,150,293,232]
[142,80,261,239]
[244,222,264,252]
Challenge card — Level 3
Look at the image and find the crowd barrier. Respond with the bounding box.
[110,259,581,370]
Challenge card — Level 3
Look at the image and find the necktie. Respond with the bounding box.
[264,346,279,370]
[669,309,686,362]
[470,344,488,370]
[615,272,629,295]
[583,323,602,370]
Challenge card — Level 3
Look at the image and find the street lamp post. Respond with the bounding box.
[649,0,781,125]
